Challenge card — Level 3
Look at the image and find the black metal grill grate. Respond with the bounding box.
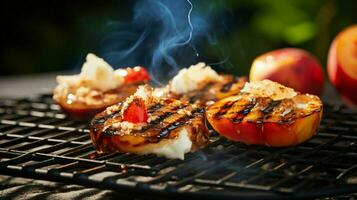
[1,95,357,199]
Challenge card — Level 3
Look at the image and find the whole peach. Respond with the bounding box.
[250,48,324,95]
[328,25,357,105]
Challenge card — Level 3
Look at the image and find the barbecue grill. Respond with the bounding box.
[1,94,357,199]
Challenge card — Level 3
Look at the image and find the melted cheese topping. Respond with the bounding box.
[241,79,297,101]
[171,62,223,94]
[149,128,192,160]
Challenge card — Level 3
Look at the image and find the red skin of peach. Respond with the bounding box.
[206,111,322,147]
[328,26,357,105]
[250,48,325,96]
[209,118,265,145]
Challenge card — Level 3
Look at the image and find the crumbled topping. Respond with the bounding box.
[105,121,144,132]
[119,121,144,131]
[112,122,120,128]
[80,53,123,91]
[170,62,223,94]
[147,115,158,123]
[153,86,170,98]
[106,104,121,115]
[241,79,297,101]
[296,102,309,109]
[54,53,125,106]
[177,108,192,116]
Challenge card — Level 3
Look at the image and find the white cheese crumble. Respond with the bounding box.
[153,86,170,98]
[171,62,223,94]
[296,103,308,109]
[80,53,123,91]
[241,79,297,101]
[133,85,151,100]
[118,121,144,131]
[56,53,124,92]
[149,128,192,160]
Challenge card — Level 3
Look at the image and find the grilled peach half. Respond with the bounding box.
[54,65,150,120]
[89,86,210,159]
[206,80,323,147]
[55,84,140,119]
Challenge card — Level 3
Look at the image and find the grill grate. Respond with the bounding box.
[1,95,357,199]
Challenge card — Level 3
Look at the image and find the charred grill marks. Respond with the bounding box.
[95,102,191,138]
[92,109,121,125]
[220,77,240,92]
[134,104,189,133]
[211,96,285,124]
[102,127,118,136]
[262,100,281,115]
[147,103,163,113]
[187,82,214,103]
[214,101,236,117]
[280,111,296,123]
[220,81,235,93]
[232,99,281,123]
[156,108,203,139]
[261,100,281,122]
[239,100,256,115]
[232,99,257,122]
[189,96,198,104]
[157,121,182,139]
[93,118,106,125]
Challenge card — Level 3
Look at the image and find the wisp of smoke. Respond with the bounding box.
[99,0,212,85]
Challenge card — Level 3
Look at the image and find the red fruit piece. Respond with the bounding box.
[123,98,148,123]
[120,66,150,84]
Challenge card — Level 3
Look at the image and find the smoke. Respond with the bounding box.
[99,0,220,85]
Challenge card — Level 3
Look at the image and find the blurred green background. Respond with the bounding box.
[1,0,356,76]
